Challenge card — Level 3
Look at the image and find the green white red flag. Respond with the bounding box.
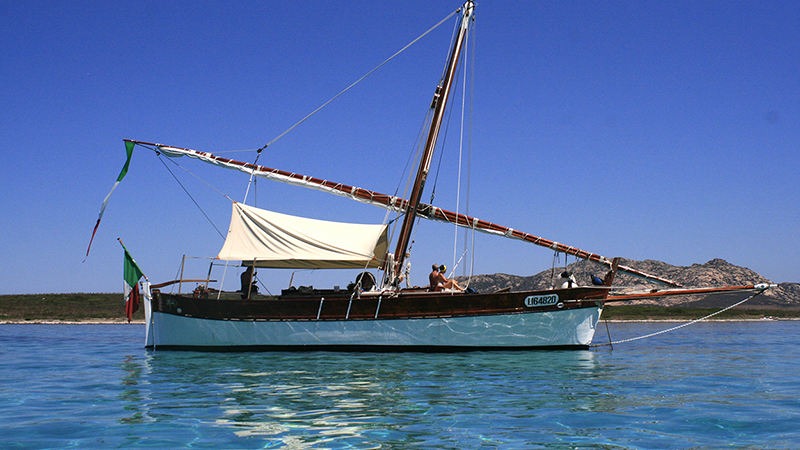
[85,141,136,260]
[121,241,144,323]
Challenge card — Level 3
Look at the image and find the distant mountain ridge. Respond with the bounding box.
[455,258,799,308]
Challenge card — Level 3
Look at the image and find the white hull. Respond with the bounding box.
[144,305,603,350]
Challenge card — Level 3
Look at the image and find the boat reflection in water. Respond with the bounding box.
[123,350,601,445]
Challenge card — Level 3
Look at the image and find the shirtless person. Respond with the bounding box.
[429,264,464,291]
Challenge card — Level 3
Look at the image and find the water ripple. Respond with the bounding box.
[0,322,799,448]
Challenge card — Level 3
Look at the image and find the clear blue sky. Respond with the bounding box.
[2,1,798,295]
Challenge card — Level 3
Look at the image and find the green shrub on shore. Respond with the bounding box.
[0,293,143,322]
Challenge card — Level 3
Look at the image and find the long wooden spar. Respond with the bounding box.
[125,139,682,286]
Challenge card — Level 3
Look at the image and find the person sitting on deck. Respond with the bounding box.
[429,264,464,292]
[555,271,577,289]
[240,266,258,298]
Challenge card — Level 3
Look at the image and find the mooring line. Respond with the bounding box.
[592,287,770,348]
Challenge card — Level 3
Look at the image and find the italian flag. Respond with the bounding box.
[122,242,144,323]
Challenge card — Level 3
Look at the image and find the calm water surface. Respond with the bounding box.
[0,322,798,449]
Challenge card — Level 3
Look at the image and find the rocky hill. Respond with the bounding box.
[455,258,799,309]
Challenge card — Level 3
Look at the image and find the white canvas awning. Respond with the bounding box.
[217,203,389,269]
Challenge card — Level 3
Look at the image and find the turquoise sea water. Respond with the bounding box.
[0,322,798,449]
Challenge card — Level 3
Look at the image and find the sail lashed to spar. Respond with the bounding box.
[128,140,680,286]
[217,203,389,269]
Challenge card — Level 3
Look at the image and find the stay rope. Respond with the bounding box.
[256,8,459,153]
[591,287,770,347]
[452,22,469,272]
[155,152,227,239]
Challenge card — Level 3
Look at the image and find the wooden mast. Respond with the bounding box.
[389,1,474,283]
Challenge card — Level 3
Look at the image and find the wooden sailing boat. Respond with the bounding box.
[130,2,768,351]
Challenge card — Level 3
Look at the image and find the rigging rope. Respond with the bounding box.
[152,149,228,239]
[592,287,770,348]
[464,17,476,278]
[387,108,432,251]
[550,252,560,286]
[242,150,263,204]
[149,147,234,203]
[256,8,459,152]
[453,23,469,271]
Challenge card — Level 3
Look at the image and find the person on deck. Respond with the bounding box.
[240,266,258,298]
[429,264,464,291]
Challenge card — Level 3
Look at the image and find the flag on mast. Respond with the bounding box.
[85,141,136,260]
[121,240,145,323]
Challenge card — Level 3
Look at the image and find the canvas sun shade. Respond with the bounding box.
[217,203,389,269]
